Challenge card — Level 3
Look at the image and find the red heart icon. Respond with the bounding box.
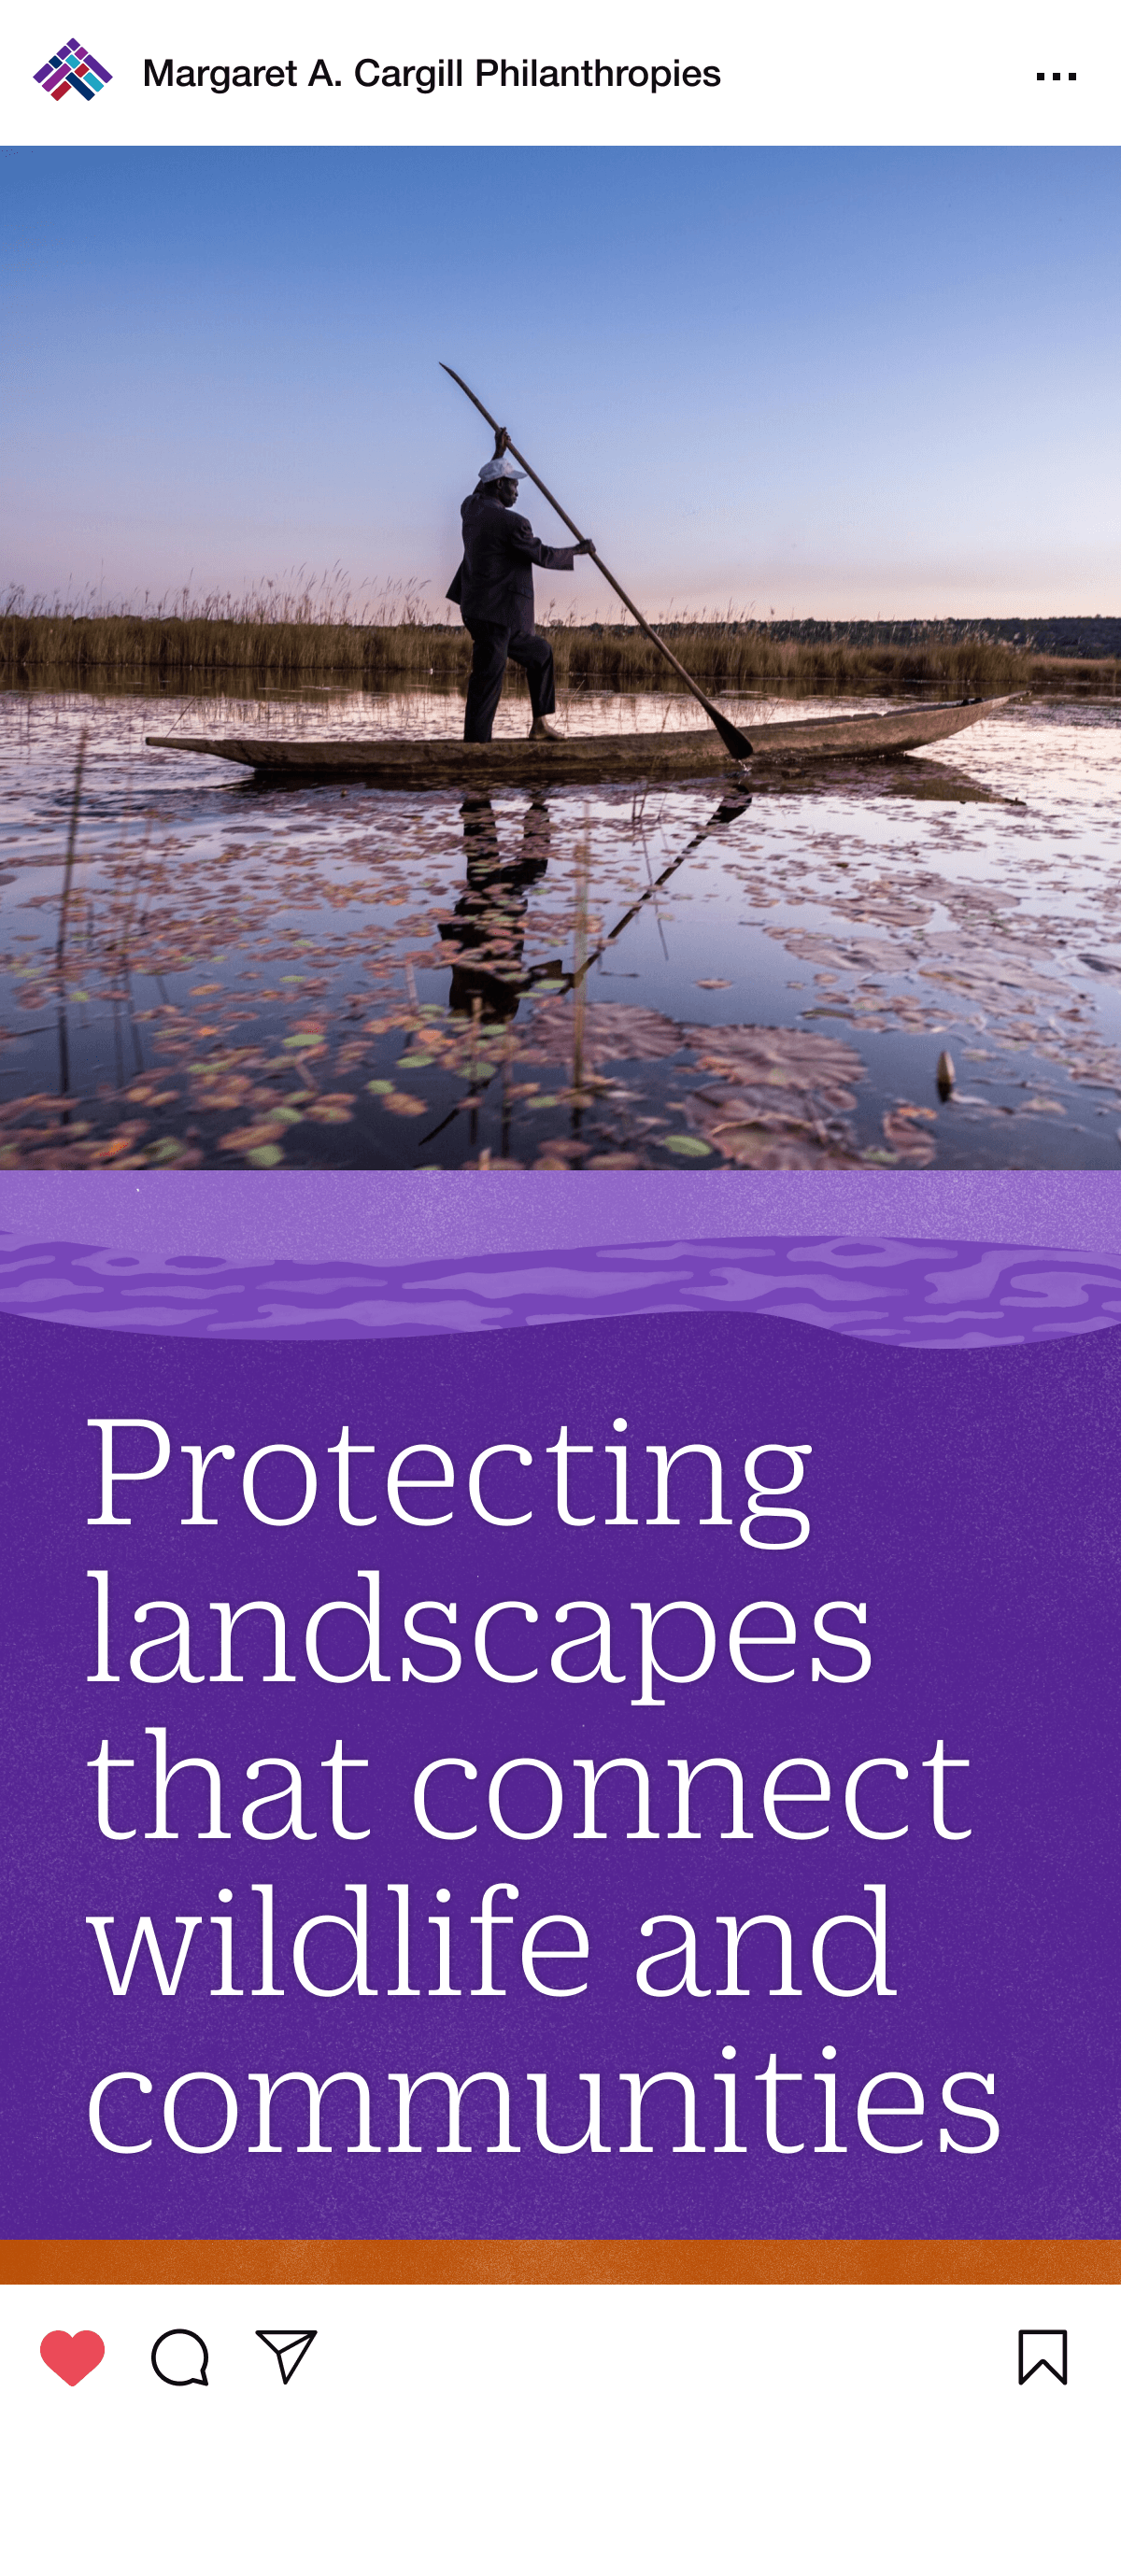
[40,2330,105,2386]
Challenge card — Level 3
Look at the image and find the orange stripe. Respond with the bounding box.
[3,2240,1118,2286]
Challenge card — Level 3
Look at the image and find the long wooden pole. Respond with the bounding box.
[441,364,753,762]
[565,782,753,993]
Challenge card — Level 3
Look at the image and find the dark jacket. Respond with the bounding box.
[447,490,576,629]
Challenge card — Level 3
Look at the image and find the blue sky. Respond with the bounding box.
[3,146,1118,617]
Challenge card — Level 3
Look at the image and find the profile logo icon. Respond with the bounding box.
[34,35,112,101]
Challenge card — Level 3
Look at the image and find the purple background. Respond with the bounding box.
[6,1170,1121,1270]
[5,1230,1121,1348]
[2,1298,1117,2241]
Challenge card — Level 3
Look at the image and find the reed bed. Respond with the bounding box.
[3,583,1117,698]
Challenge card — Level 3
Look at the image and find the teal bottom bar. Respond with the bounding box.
[2,2431,1121,2576]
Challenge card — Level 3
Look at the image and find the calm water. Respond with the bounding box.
[1,683,1119,1169]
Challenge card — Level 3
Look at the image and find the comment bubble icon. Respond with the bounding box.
[151,2329,209,2387]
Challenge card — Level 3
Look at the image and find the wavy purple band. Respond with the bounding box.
[2,1232,1121,1347]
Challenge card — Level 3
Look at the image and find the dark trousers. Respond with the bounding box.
[462,619,556,743]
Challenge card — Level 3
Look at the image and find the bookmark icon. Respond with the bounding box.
[256,2328,317,2385]
[1017,2329,1067,2385]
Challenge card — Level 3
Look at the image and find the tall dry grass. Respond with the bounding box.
[3,581,1117,697]
[0,571,461,689]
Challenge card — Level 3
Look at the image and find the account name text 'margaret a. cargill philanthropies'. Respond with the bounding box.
[141,53,723,94]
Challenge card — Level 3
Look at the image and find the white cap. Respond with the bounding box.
[477,455,527,484]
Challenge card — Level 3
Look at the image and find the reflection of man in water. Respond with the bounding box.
[440,795,560,1020]
[447,452,594,743]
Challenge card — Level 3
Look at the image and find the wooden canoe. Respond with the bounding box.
[146,694,1014,787]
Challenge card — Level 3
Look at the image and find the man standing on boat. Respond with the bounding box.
[447,445,594,743]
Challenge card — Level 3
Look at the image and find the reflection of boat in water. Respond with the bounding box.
[441,780,754,1032]
[146,694,1015,787]
[441,795,560,1020]
[420,781,755,1156]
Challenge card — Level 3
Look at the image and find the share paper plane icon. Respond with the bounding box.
[256,2328,317,2385]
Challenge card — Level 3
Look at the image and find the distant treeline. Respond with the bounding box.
[2,609,1118,698]
[659,616,1121,658]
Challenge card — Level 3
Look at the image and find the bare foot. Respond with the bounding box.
[530,719,562,741]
